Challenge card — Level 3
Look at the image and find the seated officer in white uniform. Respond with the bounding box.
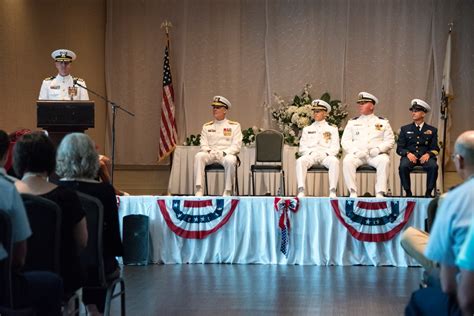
[341,92,395,198]
[194,96,243,197]
[38,48,89,100]
[296,99,340,198]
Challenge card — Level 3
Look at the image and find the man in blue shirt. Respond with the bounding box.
[456,216,474,315]
[405,130,474,315]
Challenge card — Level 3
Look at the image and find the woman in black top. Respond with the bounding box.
[13,132,87,294]
[56,132,123,314]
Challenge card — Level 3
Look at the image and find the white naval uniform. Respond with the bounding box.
[296,120,340,193]
[341,114,395,194]
[38,74,89,100]
[194,118,243,193]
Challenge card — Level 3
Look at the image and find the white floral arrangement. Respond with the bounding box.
[268,84,348,146]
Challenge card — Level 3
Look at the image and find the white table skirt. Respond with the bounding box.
[168,145,430,196]
[118,196,430,266]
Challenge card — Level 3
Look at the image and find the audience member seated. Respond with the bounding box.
[405,130,474,315]
[3,128,31,179]
[0,129,63,315]
[55,133,123,315]
[12,132,88,294]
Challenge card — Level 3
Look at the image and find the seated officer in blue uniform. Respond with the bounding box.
[397,99,440,197]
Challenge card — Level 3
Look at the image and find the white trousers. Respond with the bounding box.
[194,151,237,192]
[342,153,390,194]
[295,155,340,192]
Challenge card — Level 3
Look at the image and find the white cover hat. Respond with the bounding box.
[311,99,331,113]
[211,95,232,109]
[357,92,378,105]
[51,49,76,61]
[410,99,431,112]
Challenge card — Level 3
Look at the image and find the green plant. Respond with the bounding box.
[184,134,201,146]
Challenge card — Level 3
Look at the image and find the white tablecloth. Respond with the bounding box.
[168,145,429,196]
[118,196,430,266]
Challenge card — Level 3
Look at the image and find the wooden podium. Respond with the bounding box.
[36,100,94,146]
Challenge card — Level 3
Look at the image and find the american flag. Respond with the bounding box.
[158,36,178,161]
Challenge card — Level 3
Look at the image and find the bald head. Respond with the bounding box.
[455,131,474,166]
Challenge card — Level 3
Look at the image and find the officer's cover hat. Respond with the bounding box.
[311,99,331,113]
[357,92,378,105]
[211,96,232,109]
[410,99,431,112]
[51,49,76,62]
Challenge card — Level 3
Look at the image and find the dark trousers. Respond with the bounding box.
[405,286,461,316]
[399,157,438,195]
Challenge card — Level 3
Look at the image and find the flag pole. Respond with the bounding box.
[440,22,454,188]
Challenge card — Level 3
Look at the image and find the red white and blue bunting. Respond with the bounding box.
[274,197,300,257]
[330,199,415,242]
[157,198,239,239]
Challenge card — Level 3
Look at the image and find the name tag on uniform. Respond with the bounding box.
[208,129,216,133]
[308,131,316,134]
[223,128,232,136]
[50,85,60,89]
[407,131,414,134]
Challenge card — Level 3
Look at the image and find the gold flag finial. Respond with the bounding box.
[161,20,173,34]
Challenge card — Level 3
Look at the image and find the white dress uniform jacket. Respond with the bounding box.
[38,74,89,100]
[299,121,340,157]
[296,120,340,193]
[194,119,243,193]
[341,114,394,156]
[200,119,242,155]
[341,114,395,195]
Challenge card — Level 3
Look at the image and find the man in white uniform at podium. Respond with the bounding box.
[38,48,89,100]
[194,96,242,197]
[341,92,395,198]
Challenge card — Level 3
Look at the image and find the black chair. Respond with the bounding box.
[305,165,329,196]
[250,130,285,196]
[0,209,13,308]
[204,158,240,196]
[77,192,126,316]
[20,194,62,274]
[400,165,436,197]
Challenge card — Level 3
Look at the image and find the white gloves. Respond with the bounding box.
[353,150,367,159]
[209,150,224,160]
[310,152,326,162]
[369,147,381,157]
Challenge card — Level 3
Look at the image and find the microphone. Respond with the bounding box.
[73,78,78,86]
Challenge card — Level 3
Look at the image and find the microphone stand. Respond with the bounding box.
[74,81,135,185]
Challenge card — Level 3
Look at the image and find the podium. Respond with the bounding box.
[37,100,94,146]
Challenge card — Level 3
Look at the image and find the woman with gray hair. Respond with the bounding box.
[56,133,123,315]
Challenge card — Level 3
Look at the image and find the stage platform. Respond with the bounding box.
[117,196,430,267]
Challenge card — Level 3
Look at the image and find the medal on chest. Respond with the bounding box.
[223,128,232,137]
[323,131,332,141]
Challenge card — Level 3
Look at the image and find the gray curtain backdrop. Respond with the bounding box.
[105,0,474,165]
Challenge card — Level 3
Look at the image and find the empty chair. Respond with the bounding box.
[250,130,285,196]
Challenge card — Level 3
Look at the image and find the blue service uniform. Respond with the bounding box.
[397,122,439,196]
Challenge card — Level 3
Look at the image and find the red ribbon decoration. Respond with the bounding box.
[274,197,300,231]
